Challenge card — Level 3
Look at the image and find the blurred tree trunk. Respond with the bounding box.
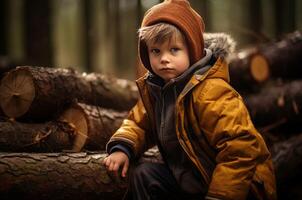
[25,0,51,66]
[270,133,302,200]
[0,1,6,55]
[190,0,208,25]
[6,0,25,62]
[296,0,302,30]
[260,0,277,40]
[244,80,302,127]
[51,0,86,72]
[207,0,261,47]
[87,0,114,74]
[275,0,295,34]
[105,0,119,76]
[118,0,137,80]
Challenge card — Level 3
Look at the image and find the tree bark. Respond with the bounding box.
[58,103,128,152]
[0,66,138,121]
[51,0,86,72]
[229,31,302,92]
[1,140,301,200]
[243,80,302,127]
[229,47,267,92]
[0,120,75,152]
[0,152,127,200]
[270,133,302,200]
[0,148,161,200]
[86,73,138,111]
[0,104,127,152]
[256,31,302,79]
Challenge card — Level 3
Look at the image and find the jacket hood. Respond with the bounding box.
[137,33,236,89]
[203,33,236,60]
[188,33,235,85]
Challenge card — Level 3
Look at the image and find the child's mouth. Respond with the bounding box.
[160,67,174,71]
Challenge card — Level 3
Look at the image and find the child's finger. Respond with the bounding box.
[103,157,111,167]
[109,162,115,171]
[122,160,129,177]
[102,157,108,165]
[112,162,120,172]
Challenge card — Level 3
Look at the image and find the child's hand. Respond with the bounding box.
[102,151,129,177]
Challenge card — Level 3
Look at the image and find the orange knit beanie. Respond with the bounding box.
[139,0,205,71]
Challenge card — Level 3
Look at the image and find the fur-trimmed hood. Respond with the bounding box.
[204,33,236,60]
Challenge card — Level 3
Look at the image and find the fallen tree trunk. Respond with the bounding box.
[229,31,302,92]
[85,73,138,111]
[0,66,138,121]
[229,47,266,92]
[0,152,127,200]
[256,31,302,80]
[0,104,127,152]
[0,139,301,200]
[0,109,4,119]
[243,80,302,127]
[270,133,302,200]
[58,103,128,151]
[0,120,75,152]
[0,148,161,200]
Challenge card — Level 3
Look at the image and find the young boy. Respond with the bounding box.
[103,0,277,199]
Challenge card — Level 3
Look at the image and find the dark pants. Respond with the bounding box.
[128,162,204,200]
[126,162,261,200]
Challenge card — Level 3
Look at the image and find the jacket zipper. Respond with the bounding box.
[160,91,165,148]
[178,133,210,184]
[176,98,211,184]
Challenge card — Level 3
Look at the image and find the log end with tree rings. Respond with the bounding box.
[250,54,270,83]
[58,106,88,152]
[0,69,35,118]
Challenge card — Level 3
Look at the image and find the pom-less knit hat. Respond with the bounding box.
[139,0,205,71]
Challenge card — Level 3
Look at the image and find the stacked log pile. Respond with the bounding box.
[0,30,301,199]
[0,67,138,199]
[229,31,302,199]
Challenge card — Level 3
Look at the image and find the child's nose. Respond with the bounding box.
[160,53,170,64]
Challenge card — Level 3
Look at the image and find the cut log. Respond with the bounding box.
[0,149,161,200]
[0,66,90,120]
[254,31,302,80]
[58,103,128,152]
[0,104,127,152]
[271,133,302,183]
[84,73,138,111]
[229,47,266,91]
[1,141,300,199]
[0,120,75,152]
[229,31,302,91]
[0,108,4,119]
[0,152,127,200]
[270,133,302,200]
[0,66,138,121]
[244,80,302,127]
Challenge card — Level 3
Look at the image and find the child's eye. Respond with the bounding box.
[171,48,180,53]
[151,49,160,54]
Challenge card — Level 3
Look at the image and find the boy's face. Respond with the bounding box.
[147,35,190,82]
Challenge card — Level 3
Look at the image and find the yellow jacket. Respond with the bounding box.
[107,57,277,200]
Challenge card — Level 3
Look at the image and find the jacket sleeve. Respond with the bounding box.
[106,98,155,158]
[197,79,271,200]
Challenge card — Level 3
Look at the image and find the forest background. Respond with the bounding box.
[0,0,301,80]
